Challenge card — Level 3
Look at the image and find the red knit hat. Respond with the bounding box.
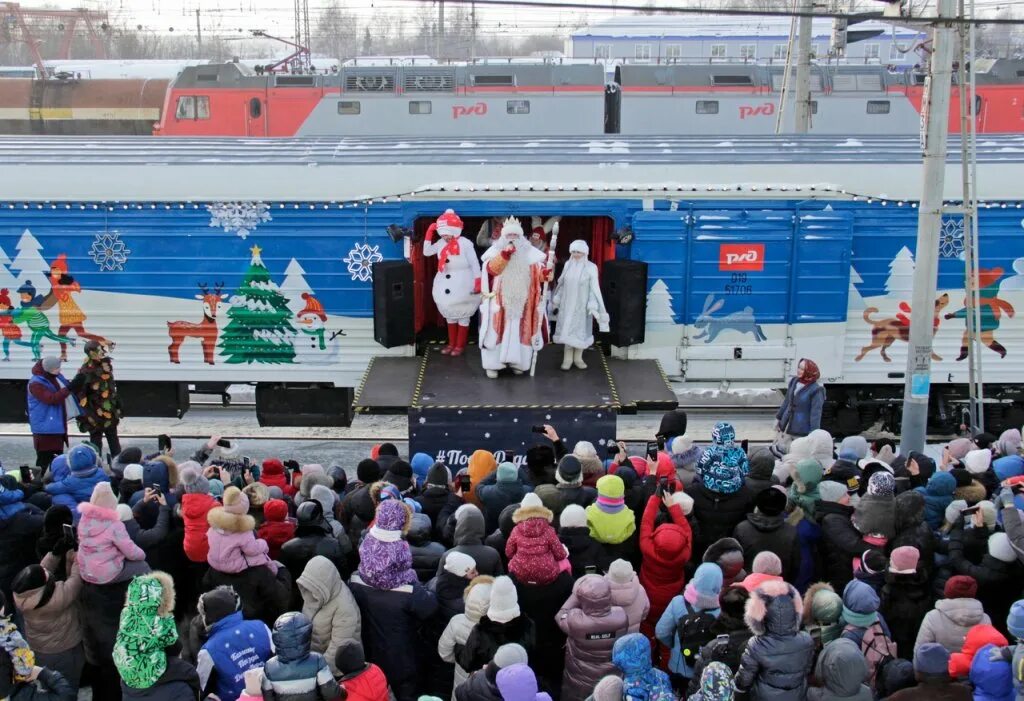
[261,458,285,476]
[263,498,288,522]
[945,575,978,599]
[298,293,327,322]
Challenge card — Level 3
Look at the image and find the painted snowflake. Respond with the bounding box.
[89,232,131,271]
[206,201,272,240]
[940,217,965,259]
[343,242,383,282]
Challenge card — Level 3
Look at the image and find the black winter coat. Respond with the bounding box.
[349,573,439,701]
[879,571,933,661]
[732,511,801,581]
[340,483,375,541]
[688,482,755,558]
[438,507,504,577]
[201,564,292,627]
[120,657,200,701]
[279,522,351,586]
[0,506,44,602]
[818,501,867,592]
[476,473,530,535]
[947,527,1021,634]
[79,579,131,666]
[686,608,754,699]
[458,615,537,674]
[889,491,936,580]
[415,486,463,543]
[735,591,815,701]
[455,664,504,701]
[559,526,608,579]
[9,667,76,701]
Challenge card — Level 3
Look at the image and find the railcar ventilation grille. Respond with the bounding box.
[275,75,316,86]
[472,75,515,86]
[344,73,397,92]
[403,72,455,92]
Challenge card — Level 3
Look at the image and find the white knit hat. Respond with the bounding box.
[607,559,635,584]
[116,504,134,522]
[989,532,1017,563]
[487,576,521,624]
[520,493,544,509]
[965,449,993,475]
[443,551,477,577]
[493,643,528,669]
[123,463,144,482]
[559,504,587,529]
[667,490,694,516]
[572,441,598,458]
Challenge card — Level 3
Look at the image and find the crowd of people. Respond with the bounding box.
[4,399,1024,701]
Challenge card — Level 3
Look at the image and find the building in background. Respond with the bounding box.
[568,15,922,66]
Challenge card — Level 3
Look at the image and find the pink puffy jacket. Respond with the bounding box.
[76,502,146,584]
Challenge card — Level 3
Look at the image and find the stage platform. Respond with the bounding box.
[353,345,677,461]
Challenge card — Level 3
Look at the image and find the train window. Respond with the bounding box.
[507,100,530,115]
[409,100,432,115]
[472,75,515,86]
[810,100,819,115]
[249,98,262,119]
[696,100,719,114]
[196,96,210,119]
[867,100,890,114]
[175,96,195,119]
[712,74,754,86]
[337,101,361,115]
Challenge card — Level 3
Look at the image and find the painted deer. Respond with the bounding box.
[167,282,227,365]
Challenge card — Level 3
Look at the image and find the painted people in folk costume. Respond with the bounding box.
[423,209,482,357]
[48,254,112,361]
[2,282,74,361]
[552,239,609,372]
[479,216,553,379]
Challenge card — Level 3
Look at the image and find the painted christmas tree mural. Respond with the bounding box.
[219,245,296,364]
[281,258,313,316]
[0,242,18,291]
[11,229,50,296]
[885,246,915,297]
[646,279,676,327]
[848,265,865,310]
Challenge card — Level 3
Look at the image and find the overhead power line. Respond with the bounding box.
[396,0,1024,25]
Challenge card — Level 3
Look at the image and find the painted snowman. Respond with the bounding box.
[423,209,481,356]
[293,292,342,365]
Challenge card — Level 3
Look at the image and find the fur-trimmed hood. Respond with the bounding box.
[954,480,987,505]
[513,503,553,524]
[802,581,840,626]
[149,454,179,488]
[207,506,256,534]
[744,579,803,636]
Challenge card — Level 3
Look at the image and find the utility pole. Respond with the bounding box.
[195,8,202,54]
[437,0,445,58]
[793,0,814,132]
[470,1,476,61]
[900,0,958,453]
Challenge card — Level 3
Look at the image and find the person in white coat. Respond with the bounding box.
[552,239,609,371]
[423,209,481,356]
[438,576,493,698]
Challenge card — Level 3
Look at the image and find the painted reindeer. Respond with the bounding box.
[167,282,227,365]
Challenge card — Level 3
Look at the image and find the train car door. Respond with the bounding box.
[683,208,795,382]
[245,95,267,136]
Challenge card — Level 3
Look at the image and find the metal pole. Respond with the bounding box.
[775,13,796,134]
[900,0,958,453]
[195,8,202,54]
[793,0,814,133]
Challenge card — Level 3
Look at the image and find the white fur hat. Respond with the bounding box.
[965,449,993,475]
[667,490,694,516]
[607,559,635,584]
[443,551,477,577]
[116,504,134,522]
[989,532,1017,563]
[123,463,144,482]
[520,493,543,510]
[572,441,598,458]
[487,576,521,624]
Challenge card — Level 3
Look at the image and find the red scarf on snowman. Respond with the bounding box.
[426,209,464,272]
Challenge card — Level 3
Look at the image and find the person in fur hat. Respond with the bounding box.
[438,576,494,694]
[206,486,277,576]
[113,572,200,698]
[552,238,608,372]
[423,209,481,357]
[76,481,149,585]
[802,582,845,653]
[734,579,815,701]
[258,498,295,560]
[505,493,567,586]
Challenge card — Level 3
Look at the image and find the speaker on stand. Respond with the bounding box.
[373,260,415,348]
[601,259,648,347]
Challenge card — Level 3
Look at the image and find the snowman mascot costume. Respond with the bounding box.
[423,209,481,356]
[552,239,609,370]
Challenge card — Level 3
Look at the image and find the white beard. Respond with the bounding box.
[498,236,533,316]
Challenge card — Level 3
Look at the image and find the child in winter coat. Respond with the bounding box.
[605,559,650,635]
[0,591,35,698]
[334,639,391,701]
[505,493,568,586]
[180,466,219,563]
[788,458,824,523]
[687,661,733,701]
[886,643,972,701]
[261,612,342,701]
[76,482,149,585]
[438,576,494,694]
[112,572,182,692]
[655,562,723,682]
[44,445,109,525]
[586,475,637,547]
[807,638,872,701]
[558,504,606,579]
[206,486,277,575]
[611,633,675,701]
[917,472,957,531]
[258,498,295,560]
[949,624,1007,679]
[638,490,693,653]
[297,556,361,676]
[735,580,815,701]
[970,640,1014,701]
[803,582,845,653]
[839,579,897,684]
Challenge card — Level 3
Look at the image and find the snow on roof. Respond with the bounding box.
[572,15,916,40]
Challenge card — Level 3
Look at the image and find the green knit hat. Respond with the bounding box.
[811,588,843,624]
[596,474,625,499]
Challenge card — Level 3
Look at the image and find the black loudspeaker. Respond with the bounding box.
[373,260,415,348]
[601,259,648,347]
[0,380,27,422]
